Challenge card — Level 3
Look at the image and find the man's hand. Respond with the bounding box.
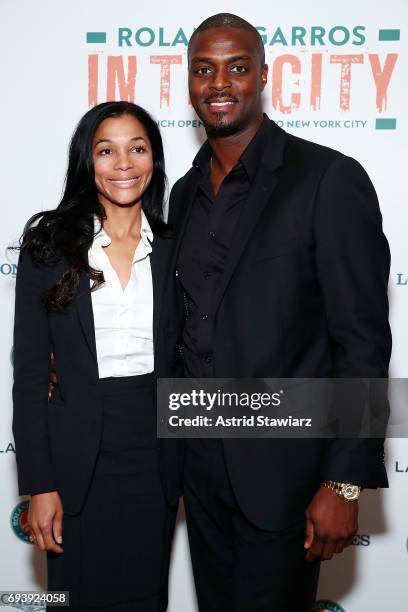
[28,491,64,553]
[304,484,358,561]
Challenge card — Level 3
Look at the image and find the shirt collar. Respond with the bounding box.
[192,113,269,183]
[93,216,110,247]
[93,209,154,248]
[192,141,212,176]
[140,208,154,246]
[239,114,269,182]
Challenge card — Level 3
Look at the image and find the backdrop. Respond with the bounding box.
[0,1,407,611]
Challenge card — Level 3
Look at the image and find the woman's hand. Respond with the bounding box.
[28,491,64,553]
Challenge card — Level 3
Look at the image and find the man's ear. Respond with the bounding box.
[261,64,268,90]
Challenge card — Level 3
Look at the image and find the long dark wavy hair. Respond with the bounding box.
[17,101,169,313]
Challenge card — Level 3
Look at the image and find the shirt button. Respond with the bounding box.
[209,231,215,238]
[201,314,208,321]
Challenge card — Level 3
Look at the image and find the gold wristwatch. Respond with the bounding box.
[322,480,361,501]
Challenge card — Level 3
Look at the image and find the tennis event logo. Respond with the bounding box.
[0,262,17,278]
[315,601,346,612]
[85,23,400,131]
[0,601,45,612]
[10,501,32,544]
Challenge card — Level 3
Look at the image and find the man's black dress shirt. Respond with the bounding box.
[177,116,269,377]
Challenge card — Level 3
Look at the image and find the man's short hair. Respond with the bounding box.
[188,13,266,66]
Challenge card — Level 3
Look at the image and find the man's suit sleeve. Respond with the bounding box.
[167,177,184,226]
[164,176,187,378]
[12,250,57,495]
[313,155,391,487]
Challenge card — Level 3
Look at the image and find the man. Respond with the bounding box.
[163,13,391,612]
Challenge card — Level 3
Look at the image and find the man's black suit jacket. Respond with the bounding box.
[163,116,391,531]
[12,233,183,515]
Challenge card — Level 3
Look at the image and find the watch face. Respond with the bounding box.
[341,484,360,500]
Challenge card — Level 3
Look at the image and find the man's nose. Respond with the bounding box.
[209,67,232,91]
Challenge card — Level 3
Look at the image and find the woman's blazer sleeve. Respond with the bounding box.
[12,250,57,495]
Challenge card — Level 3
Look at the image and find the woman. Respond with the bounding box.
[12,101,182,611]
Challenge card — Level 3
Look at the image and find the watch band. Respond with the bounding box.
[322,480,361,501]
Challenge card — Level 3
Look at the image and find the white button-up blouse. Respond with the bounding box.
[88,211,154,378]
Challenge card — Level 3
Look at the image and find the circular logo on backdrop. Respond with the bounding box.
[0,601,45,612]
[10,500,32,543]
[0,262,17,277]
[315,602,346,612]
[0,601,44,612]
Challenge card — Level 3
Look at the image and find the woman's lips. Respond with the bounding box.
[108,177,141,187]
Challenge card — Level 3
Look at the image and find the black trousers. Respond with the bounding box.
[183,439,320,612]
[46,374,177,611]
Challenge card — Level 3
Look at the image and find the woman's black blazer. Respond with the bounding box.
[12,234,182,514]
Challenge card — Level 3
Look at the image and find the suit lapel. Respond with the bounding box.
[211,120,287,313]
[75,229,172,363]
[76,271,98,362]
[159,118,288,326]
[168,170,200,275]
[150,236,168,347]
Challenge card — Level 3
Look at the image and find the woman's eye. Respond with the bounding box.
[132,146,146,153]
[99,148,112,155]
